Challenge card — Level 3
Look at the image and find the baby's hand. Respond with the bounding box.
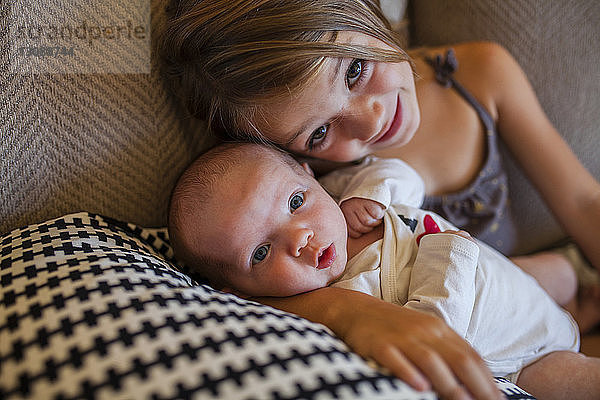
[340,198,385,238]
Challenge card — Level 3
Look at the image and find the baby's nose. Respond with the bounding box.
[290,228,314,257]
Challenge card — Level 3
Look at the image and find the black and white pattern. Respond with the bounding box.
[1,212,535,399]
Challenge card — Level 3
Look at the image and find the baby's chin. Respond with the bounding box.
[331,249,348,278]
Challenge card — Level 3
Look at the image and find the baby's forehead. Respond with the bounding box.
[235,146,303,173]
[213,147,289,182]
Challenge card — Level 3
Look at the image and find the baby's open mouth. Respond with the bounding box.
[317,244,336,270]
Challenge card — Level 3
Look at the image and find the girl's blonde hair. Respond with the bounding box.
[162,0,411,140]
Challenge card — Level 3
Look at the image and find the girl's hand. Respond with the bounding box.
[333,290,501,400]
[260,288,502,400]
[340,197,385,238]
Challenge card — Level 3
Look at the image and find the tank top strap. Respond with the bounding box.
[425,49,495,132]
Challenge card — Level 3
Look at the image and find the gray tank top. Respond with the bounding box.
[421,50,517,254]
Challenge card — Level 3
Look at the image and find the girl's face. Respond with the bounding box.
[254,31,420,162]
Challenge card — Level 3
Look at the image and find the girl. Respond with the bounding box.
[162,0,599,398]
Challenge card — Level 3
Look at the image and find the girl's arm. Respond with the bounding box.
[258,287,501,400]
[475,42,600,270]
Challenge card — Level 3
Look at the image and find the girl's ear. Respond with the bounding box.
[220,286,251,299]
[301,162,315,177]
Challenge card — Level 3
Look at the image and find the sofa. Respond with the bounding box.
[1,1,598,398]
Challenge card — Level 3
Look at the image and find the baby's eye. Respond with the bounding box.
[308,125,328,150]
[289,192,305,212]
[346,59,363,87]
[252,244,270,264]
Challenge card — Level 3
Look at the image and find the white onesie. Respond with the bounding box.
[320,156,579,379]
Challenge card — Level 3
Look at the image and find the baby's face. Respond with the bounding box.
[201,154,348,297]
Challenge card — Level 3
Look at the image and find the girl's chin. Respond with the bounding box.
[376,125,417,152]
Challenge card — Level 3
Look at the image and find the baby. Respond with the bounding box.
[168,142,600,398]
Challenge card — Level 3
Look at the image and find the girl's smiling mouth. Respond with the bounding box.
[373,95,403,145]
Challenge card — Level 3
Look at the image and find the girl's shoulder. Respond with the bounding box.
[409,41,521,120]
[409,41,515,74]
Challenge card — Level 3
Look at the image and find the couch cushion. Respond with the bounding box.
[0,212,427,399]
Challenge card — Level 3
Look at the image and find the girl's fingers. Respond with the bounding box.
[434,344,503,400]
[372,333,496,400]
[338,299,500,400]
[378,345,431,392]
[403,344,474,400]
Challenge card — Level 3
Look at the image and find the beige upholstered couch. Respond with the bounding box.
[1,1,598,398]
[2,1,598,255]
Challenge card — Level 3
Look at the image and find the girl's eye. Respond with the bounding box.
[289,192,305,212]
[308,125,328,151]
[252,244,270,264]
[346,59,363,87]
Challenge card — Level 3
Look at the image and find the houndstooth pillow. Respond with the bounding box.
[0,212,535,399]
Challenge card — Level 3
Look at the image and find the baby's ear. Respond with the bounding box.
[220,286,251,299]
[301,162,315,177]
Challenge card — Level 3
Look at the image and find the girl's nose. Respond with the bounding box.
[345,95,386,142]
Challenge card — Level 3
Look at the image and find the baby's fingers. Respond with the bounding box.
[348,226,367,238]
[346,212,380,236]
[363,201,386,220]
[351,208,382,228]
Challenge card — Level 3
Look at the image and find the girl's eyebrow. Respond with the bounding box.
[284,59,344,148]
[284,122,309,147]
[329,58,344,86]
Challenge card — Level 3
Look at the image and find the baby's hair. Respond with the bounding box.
[168,143,240,286]
[162,0,411,142]
[168,141,306,286]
